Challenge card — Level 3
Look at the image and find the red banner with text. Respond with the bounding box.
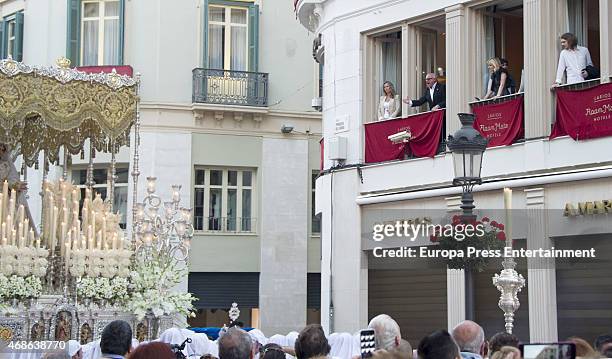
[551,82,612,140]
[77,65,134,77]
[472,96,524,147]
[364,110,444,163]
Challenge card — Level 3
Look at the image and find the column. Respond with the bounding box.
[402,23,420,116]
[445,196,465,329]
[323,169,367,333]
[445,5,477,135]
[525,188,558,342]
[600,0,612,83]
[523,0,566,138]
[259,138,308,335]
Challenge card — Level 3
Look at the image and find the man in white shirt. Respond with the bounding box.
[552,32,594,87]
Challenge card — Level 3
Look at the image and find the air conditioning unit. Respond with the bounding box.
[328,136,347,161]
[311,97,322,109]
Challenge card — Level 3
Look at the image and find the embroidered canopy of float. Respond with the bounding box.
[0,57,140,205]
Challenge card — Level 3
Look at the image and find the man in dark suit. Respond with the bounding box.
[403,73,446,110]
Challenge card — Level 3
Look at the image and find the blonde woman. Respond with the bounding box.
[483,58,509,99]
[377,81,401,121]
[490,346,521,359]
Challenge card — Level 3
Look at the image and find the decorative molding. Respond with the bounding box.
[524,187,545,207]
[233,112,244,128]
[214,112,224,127]
[445,196,462,212]
[252,114,263,128]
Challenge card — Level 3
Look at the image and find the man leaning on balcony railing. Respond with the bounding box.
[402,73,446,111]
[551,32,598,89]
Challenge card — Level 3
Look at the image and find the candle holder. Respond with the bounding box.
[133,178,193,263]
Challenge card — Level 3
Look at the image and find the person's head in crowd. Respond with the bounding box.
[368,314,402,351]
[219,327,254,359]
[67,340,82,359]
[260,343,286,359]
[500,58,509,69]
[424,73,437,89]
[383,81,396,98]
[129,342,175,359]
[43,353,70,359]
[202,355,219,359]
[371,349,404,359]
[490,346,521,359]
[487,58,502,75]
[568,337,599,358]
[488,332,519,355]
[560,32,578,50]
[417,330,461,359]
[394,339,413,359]
[451,320,486,358]
[594,334,612,353]
[295,324,331,359]
[100,320,133,357]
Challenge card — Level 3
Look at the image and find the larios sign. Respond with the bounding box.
[564,200,612,217]
[551,83,612,140]
[472,96,524,147]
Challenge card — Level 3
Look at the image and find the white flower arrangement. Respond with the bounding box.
[127,254,197,320]
[0,275,43,300]
[77,275,131,305]
[0,246,49,278]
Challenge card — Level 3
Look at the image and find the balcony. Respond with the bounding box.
[192,68,268,107]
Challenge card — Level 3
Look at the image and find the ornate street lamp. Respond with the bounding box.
[446,113,488,222]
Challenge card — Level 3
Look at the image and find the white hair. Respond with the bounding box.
[368,314,401,351]
[451,321,484,354]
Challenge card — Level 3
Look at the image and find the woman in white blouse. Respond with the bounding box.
[377,81,401,121]
[552,32,594,87]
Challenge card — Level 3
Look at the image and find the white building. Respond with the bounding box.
[297,0,612,345]
[1,0,322,334]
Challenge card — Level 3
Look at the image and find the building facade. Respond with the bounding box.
[1,0,322,334]
[297,0,612,345]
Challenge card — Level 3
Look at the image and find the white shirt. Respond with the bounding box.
[429,83,436,102]
[556,46,594,85]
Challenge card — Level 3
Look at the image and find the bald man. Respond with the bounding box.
[403,73,446,111]
[451,321,487,359]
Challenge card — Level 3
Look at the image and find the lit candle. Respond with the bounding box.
[36,238,40,249]
[102,216,107,246]
[97,230,102,250]
[65,242,71,276]
[503,188,512,248]
[11,229,16,246]
[23,219,29,243]
[112,233,117,250]
[29,229,34,247]
[60,223,67,256]
[87,225,93,249]
[0,193,3,226]
[8,190,16,224]
[1,181,8,216]
[17,223,23,247]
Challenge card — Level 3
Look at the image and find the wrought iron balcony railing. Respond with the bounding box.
[192,68,269,107]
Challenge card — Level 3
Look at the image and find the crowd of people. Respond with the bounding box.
[38,314,612,359]
[376,31,597,122]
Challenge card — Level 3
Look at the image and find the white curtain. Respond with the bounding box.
[483,15,495,95]
[567,0,584,45]
[82,21,99,66]
[381,39,401,95]
[230,9,248,71]
[208,7,225,69]
[104,18,119,64]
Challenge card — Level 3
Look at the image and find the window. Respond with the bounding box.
[204,1,259,72]
[0,11,24,61]
[194,168,255,233]
[71,166,129,229]
[67,0,124,66]
[311,171,320,234]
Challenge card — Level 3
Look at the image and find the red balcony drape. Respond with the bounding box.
[472,96,524,147]
[364,110,444,163]
[551,82,612,140]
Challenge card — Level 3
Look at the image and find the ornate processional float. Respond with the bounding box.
[0,57,196,344]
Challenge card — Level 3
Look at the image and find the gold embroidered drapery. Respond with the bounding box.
[0,58,138,167]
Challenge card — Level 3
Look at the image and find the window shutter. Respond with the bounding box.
[202,0,209,67]
[66,0,81,66]
[248,4,259,72]
[0,20,5,59]
[14,12,24,61]
[118,0,125,65]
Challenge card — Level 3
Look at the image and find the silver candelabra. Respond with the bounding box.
[133,177,194,262]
